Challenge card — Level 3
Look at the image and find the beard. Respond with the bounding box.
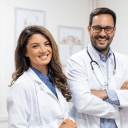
[90,35,113,52]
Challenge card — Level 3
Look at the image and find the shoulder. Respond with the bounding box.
[69,49,87,60]
[67,49,88,64]
[9,70,34,93]
[67,49,88,71]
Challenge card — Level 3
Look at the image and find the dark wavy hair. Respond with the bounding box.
[11,25,71,102]
[89,7,116,27]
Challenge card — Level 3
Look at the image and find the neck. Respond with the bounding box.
[32,65,48,76]
[99,48,109,61]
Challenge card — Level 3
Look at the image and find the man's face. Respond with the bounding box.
[88,14,116,53]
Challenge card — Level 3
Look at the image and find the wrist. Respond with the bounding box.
[103,90,108,100]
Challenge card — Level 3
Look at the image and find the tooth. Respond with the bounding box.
[41,56,47,59]
[98,38,106,41]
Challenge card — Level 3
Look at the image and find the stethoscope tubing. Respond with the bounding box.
[87,47,116,86]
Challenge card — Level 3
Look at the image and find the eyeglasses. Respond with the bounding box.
[91,25,114,34]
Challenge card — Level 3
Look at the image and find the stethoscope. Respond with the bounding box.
[87,47,116,87]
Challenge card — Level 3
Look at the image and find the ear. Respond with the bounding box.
[87,25,91,35]
[25,53,28,57]
[113,26,116,37]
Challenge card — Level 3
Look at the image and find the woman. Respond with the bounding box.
[7,26,77,128]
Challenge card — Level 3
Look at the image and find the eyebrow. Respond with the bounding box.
[93,25,113,27]
[30,41,49,46]
[30,43,38,46]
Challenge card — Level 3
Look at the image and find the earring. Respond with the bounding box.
[25,54,28,57]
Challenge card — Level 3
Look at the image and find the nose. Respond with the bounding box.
[99,28,107,37]
[39,45,47,53]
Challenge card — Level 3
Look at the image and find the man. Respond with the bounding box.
[66,7,128,128]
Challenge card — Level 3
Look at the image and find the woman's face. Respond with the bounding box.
[26,34,52,71]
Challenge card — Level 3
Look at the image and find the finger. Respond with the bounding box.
[121,81,126,89]
[64,118,70,122]
[123,81,128,89]
[125,83,128,89]
[63,118,70,124]
[121,81,127,89]
[62,121,66,124]
[71,124,77,128]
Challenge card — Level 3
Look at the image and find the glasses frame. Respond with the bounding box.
[91,25,115,34]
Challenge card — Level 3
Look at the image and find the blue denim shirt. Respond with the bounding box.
[30,66,58,98]
[92,44,120,128]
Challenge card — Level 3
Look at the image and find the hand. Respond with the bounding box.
[59,119,77,128]
[121,80,128,89]
[91,90,108,100]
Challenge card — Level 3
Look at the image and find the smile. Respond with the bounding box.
[97,38,107,41]
[39,55,48,59]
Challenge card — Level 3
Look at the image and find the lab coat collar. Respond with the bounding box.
[88,42,114,63]
[88,43,101,63]
[27,67,43,84]
[26,68,57,99]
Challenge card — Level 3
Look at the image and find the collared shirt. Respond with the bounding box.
[30,66,58,98]
[91,44,120,128]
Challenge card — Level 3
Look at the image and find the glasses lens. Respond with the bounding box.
[92,26,101,33]
[105,27,113,33]
[92,26,114,33]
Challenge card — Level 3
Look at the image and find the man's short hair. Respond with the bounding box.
[89,7,116,27]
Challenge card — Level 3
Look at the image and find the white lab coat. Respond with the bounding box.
[7,68,72,128]
[66,43,128,128]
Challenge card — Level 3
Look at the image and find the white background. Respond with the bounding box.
[0,0,89,127]
[0,0,128,127]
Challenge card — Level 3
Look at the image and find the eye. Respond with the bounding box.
[92,26,102,32]
[105,27,112,31]
[32,45,38,48]
[45,42,51,46]
[94,27,101,31]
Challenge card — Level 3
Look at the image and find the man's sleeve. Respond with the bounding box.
[105,89,120,106]
[66,56,119,119]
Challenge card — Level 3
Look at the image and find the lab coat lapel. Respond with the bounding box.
[27,68,60,124]
[27,68,57,97]
[88,43,101,64]
[108,53,114,84]
[107,51,119,90]
[27,68,66,117]
[55,87,65,115]
[88,43,105,79]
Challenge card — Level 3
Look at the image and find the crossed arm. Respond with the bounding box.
[66,55,128,119]
[91,81,128,100]
[91,81,128,110]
